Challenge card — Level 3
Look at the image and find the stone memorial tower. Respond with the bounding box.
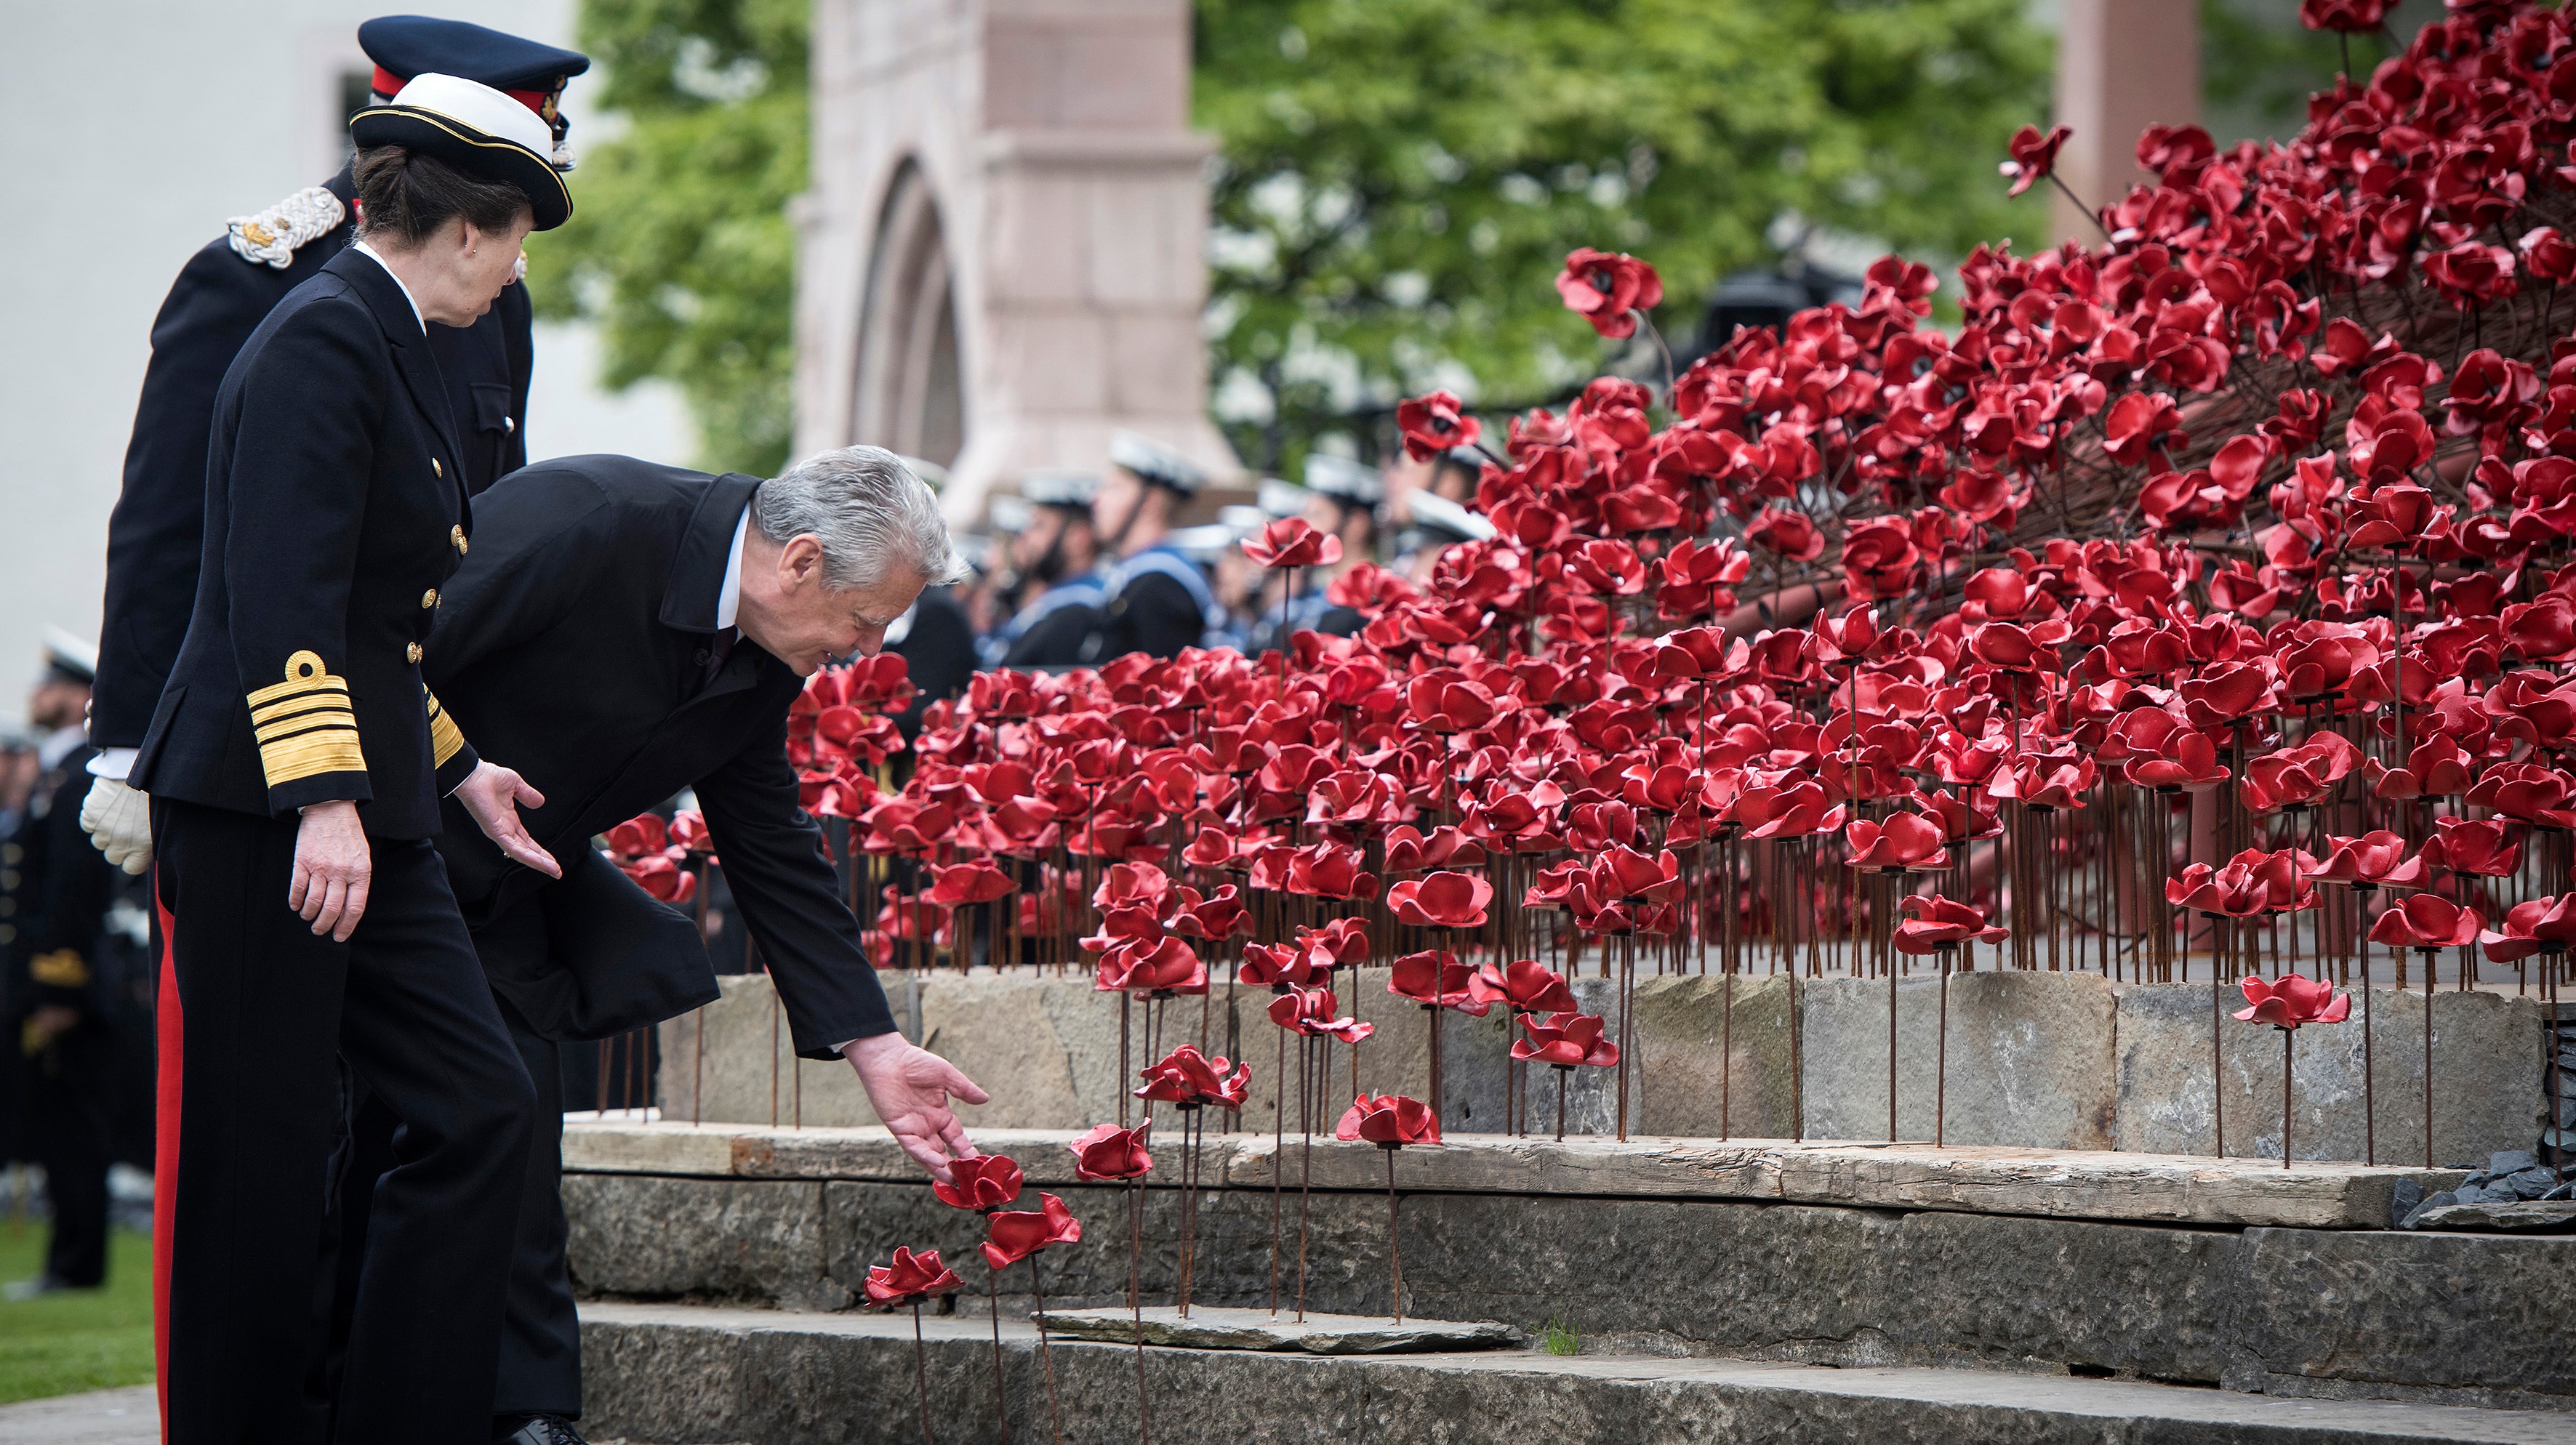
[795,0,1240,522]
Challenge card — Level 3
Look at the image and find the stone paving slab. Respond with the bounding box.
[0,1388,161,1445]
[1028,1304,1519,1353]
[578,1303,2576,1444]
[563,1119,2466,1228]
[2413,1200,2576,1233]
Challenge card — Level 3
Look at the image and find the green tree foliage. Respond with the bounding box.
[1195,0,2053,474]
[529,0,808,475]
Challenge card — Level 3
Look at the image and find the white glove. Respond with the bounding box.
[79,777,153,875]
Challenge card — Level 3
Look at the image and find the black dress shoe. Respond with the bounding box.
[495,1416,589,1445]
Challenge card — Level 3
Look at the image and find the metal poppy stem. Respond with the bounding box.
[1030,1265,1064,1445]
[1384,1145,1405,1323]
[1128,1179,1150,1445]
[987,1267,1013,1445]
[1555,1066,1568,1142]
[912,1301,935,1445]
[2282,1026,2295,1170]
[2423,945,2437,1167]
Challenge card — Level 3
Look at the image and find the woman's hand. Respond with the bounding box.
[290,800,372,941]
[456,761,561,878]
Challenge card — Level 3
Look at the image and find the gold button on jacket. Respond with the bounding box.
[406,642,424,664]
[432,457,443,477]
[422,588,439,610]
[452,524,468,554]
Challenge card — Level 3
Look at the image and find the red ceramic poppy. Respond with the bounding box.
[2233,974,2351,1030]
[2308,832,2428,889]
[1389,949,1486,1014]
[1999,124,2072,197]
[1892,895,2008,954]
[2481,895,2576,962]
[1242,518,1344,570]
[1387,870,1494,928]
[1133,1044,1251,1111]
[1556,247,1664,339]
[1267,984,1375,1044]
[1067,1122,1154,1181]
[927,860,1017,906]
[1467,958,1576,1015]
[981,1192,1082,1270]
[1844,812,1951,872]
[864,1247,964,1308]
[933,1154,1026,1212]
[1397,390,1482,460]
[2368,894,2483,950]
[1510,1011,1620,1068]
[1094,936,1207,995]
[1335,1093,1442,1147]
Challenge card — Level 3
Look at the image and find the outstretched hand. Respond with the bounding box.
[456,760,561,878]
[843,1031,989,1183]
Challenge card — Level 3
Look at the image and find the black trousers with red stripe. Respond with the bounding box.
[156,800,534,1445]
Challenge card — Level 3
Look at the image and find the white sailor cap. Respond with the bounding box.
[1022,470,1102,510]
[1304,454,1385,507]
[987,494,1035,534]
[1218,504,1269,534]
[1165,524,1240,566]
[41,628,97,686]
[1256,479,1312,520]
[1108,430,1205,496]
[1401,492,1495,549]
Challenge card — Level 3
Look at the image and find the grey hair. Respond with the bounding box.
[753,445,966,590]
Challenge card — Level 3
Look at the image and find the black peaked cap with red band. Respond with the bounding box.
[358,15,589,107]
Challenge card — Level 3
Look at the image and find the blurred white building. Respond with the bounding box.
[0,0,691,707]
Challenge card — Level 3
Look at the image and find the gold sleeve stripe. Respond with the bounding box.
[425,689,465,768]
[252,696,358,732]
[260,725,368,786]
[28,949,87,989]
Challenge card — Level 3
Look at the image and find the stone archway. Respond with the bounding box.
[851,158,964,467]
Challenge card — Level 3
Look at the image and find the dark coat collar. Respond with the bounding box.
[659,473,763,634]
[319,246,468,473]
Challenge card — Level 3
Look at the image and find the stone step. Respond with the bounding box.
[561,1124,2569,1409]
[577,1303,2576,1445]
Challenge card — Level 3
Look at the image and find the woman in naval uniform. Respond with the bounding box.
[128,75,571,1445]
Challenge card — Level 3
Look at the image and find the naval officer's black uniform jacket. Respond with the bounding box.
[129,246,535,1445]
[422,454,899,1054]
[353,454,901,1418]
[92,163,534,755]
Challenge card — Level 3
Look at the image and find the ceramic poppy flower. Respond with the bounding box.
[1335,1093,1442,1147]
[1094,936,1206,994]
[2419,817,2522,877]
[1133,1044,1250,1111]
[623,853,697,904]
[1168,884,1249,941]
[1845,812,1951,872]
[1745,507,1827,563]
[1242,517,1344,569]
[1397,390,1482,460]
[1283,842,1381,901]
[1387,870,1494,928]
[1067,1121,1154,1181]
[981,1192,1083,1270]
[1892,895,2008,954]
[1237,941,1315,990]
[2233,974,2350,1030]
[1556,247,1664,338]
[2298,0,2388,31]
[1467,958,1576,1015]
[2481,895,2576,962]
[933,1154,1025,1212]
[2122,727,2231,792]
[1999,124,2072,198]
[1389,949,1486,1014]
[2308,832,2428,889]
[1297,917,1375,970]
[1510,1011,1620,1068]
[667,810,713,853]
[1267,984,1374,1044]
[927,860,1017,906]
[864,1247,965,1308]
[2369,894,2483,950]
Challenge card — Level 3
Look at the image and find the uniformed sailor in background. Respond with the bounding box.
[881,458,979,741]
[1259,454,1381,649]
[1396,491,1497,584]
[1085,431,1229,662]
[984,470,1107,669]
[4,635,145,1301]
[81,15,587,877]
[129,76,572,1445]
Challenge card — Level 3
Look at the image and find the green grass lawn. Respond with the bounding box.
[0,1225,154,1404]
